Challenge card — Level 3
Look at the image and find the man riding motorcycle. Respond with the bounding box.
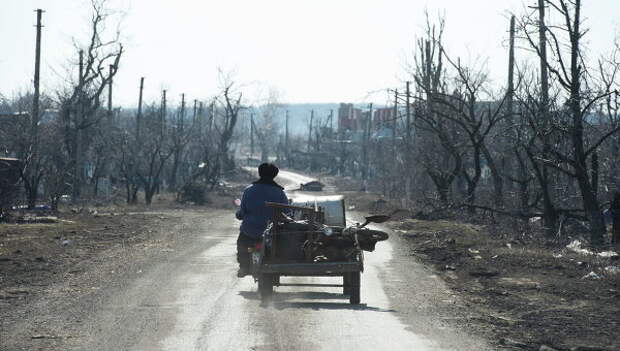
[235,163,288,277]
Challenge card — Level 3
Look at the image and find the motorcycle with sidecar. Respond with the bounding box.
[249,199,389,304]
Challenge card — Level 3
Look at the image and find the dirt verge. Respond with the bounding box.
[0,174,249,350]
[333,177,620,351]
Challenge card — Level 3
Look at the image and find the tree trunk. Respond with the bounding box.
[540,166,558,238]
[73,127,83,202]
[542,203,558,238]
[130,185,139,204]
[591,152,599,196]
[538,0,556,238]
[125,181,131,203]
[438,183,449,204]
[482,144,503,207]
[568,0,604,247]
[145,185,155,206]
[169,151,180,190]
[26,179,38,209]
[429,173,451,205]
[94,176,99,197]
[515,150,529,214]
[464,144,483,213]
[612,192,620,249]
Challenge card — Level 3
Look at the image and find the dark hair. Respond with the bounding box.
[258,163,279,179]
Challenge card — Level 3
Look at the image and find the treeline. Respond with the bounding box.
[313,1,620,248]
[0,0,243,210]
[4,0,620,249]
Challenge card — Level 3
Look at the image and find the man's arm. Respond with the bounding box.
[279,190,289,205]
[236,190,248,220]
[278,190,291,216]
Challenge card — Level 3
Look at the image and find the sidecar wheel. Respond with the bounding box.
[349,272,360,304]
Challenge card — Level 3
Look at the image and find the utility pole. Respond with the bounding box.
[180,93,186,132]
[394,88,404,201]
[308,110,314,152]
[538,0,555,237]
[192,99,198,125]
[136,77,144,142]
[250,113,255,157]
[506,15,517,194]
[73,49,85,201]
[507,16,516,121]
[315,117,320,152]
[329,109,334,136]
[198,101,204,133]
[361,103,373,182]
[285,110,290,166]
[32,9,43,146]
[161,89,167,136]
[538,0,549,113]
[405,82,411,146]
[405,83,413,205]
[208,101,215,134]
[285,110,289,152]
[168,94,185,191]
[367,103,373,140]
[26,9,43,208]
[78,49,84,133]
[393,89,398,151]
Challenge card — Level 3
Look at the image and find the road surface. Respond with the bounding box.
[33,170,489,350]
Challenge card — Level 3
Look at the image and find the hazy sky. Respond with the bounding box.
[1,0,619,107]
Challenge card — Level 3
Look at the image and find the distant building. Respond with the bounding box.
[373,107,393,128]
[337,103,363,132]
[338,103,396,137]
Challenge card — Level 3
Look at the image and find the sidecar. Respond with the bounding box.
[252,201,364,304]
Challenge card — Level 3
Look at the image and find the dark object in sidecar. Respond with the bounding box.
[356,229,389,252]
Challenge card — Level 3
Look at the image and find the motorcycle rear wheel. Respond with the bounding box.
[258,274,274,300]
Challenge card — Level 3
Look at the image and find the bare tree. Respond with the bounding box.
[518,0,620,246]
[4,95,41,208]
[167,93,192,191]
[136,105,173,205]
[251,87,283,163]
[411,18,464,204]
[211,79,243,181]
[57,0,123,202]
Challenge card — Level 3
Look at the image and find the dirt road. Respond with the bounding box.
[1,171,489,350]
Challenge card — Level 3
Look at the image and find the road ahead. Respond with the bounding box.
[72,171,488,350]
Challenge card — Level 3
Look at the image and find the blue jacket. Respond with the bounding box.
[236,182,288,238]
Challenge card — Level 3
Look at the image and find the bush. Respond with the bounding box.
[178,182,208,205]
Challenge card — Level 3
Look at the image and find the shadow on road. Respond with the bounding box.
[238,291,396,312]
